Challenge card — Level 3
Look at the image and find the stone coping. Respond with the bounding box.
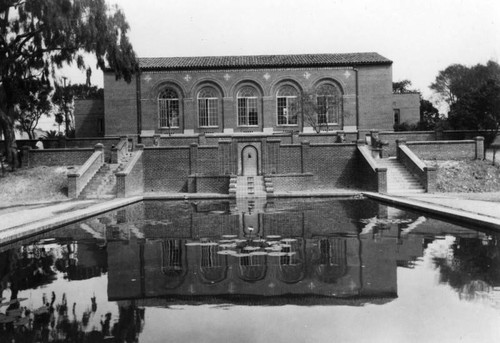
[364,192,500,232]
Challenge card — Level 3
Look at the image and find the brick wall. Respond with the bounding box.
[197,146,219,175]
[306,143,360,188]
[278,145,302,173]
[392,93,420,125]
[104,63,407,136]
[408,140,476,160]
[143,147,191,192]
[23,148,94,167]
[74,99,105,137]
[104,72,138,136]
[187,175,230,193]
[357,65,393,130]
[269,174,314,192]
[380,131,435,156]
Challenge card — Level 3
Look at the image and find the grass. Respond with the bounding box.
[0,165,77,207]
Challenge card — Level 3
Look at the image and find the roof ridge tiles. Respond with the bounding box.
[138,52,392,70]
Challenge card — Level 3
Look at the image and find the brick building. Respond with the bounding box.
[102,52,419,138]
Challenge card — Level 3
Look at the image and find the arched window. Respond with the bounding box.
[237,86,259,126]
[277,85,298,125]
[198,87,219,127]
[316,84,341,125]
[158,88,180,128]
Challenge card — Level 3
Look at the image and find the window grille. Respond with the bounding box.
[316,84,341,124]
[158,88,180,128]
[198,87,219,127]
[237,86,259,126]
[277,85,298,125]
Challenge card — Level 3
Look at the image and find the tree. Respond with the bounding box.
[392,79,417,94]
[16,85,52,139]
[430,61,500,109]
[0,0,136,160]
[431,61,500,144]
[52,81,75,136]
[418,98,441,130]
[290,86,342,133]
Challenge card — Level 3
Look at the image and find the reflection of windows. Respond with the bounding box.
[394,109,400,125]
[277,85,298,125]
[237,86,259,126]
[158,89,180,128]
[198,87,219,127]
[316,84,341,124]
[162,240,182,270]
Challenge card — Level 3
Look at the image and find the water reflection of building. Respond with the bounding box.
[104,199,437,302]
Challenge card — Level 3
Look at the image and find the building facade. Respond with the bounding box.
[102,52,418,138]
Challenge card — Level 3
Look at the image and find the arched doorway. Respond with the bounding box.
[241,145,258,176]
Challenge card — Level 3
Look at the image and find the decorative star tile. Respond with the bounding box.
[303,72,311,79]
[344,70,351,79]
[143,74,152,83]
[224,73,231,81]
[263,72,271,80]
[184,74,192,82]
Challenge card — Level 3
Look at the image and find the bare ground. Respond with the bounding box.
[426,159,500,193]
[0,165,77,208]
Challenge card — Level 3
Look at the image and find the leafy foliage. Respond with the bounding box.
[0,0,136,155]
[15,85,52,139]
[392,79,418,94]
[431,61,500,144]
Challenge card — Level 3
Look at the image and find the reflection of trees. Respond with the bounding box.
[1,246,57,292]
[433,237,500,300]
[0,291,145,342]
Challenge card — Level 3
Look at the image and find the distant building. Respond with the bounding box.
[72,52,419,138]
[392,93,420,128]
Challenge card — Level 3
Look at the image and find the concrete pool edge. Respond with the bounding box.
[364,192,500,232]
[3,190,499,246]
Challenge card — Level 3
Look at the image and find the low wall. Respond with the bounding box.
[187,175,230,193]
[67,145,105,198]
[379,131,436,156]
[22,147,94,167]
[356,144,387,192]
[269,174,314,192]
[116,149,144,197]
[407,138,483,160]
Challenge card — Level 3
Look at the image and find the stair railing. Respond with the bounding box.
[115,144,144,197]
[396,139,436,193]
[68,144,105,198]
[357,140,387,193]
[111,136,129,163]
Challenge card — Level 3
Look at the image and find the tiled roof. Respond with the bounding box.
[138,52,392,71]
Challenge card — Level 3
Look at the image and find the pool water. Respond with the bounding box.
[1,198,499,342]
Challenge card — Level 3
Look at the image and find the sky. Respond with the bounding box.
[67,0,500,104]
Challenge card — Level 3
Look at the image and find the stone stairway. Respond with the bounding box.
[377,157,426,194]
[79,163,120,199]
[231,175,268,198]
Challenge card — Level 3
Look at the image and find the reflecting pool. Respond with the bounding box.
[1,198,499,342]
